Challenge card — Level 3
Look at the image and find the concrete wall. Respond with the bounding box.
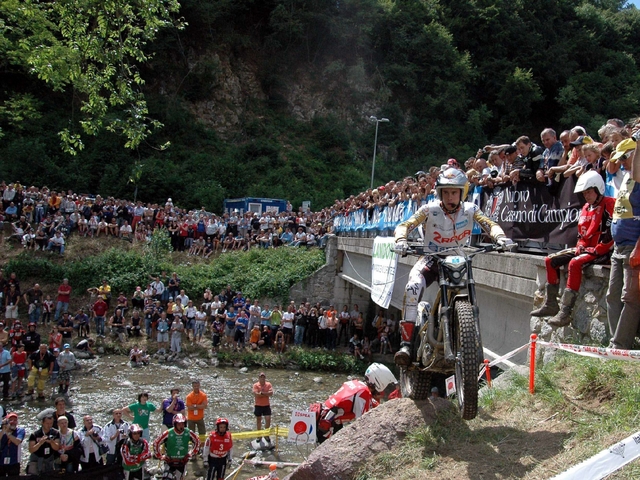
[289,235,612,365]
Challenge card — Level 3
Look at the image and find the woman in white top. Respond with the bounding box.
[281,305,295,344]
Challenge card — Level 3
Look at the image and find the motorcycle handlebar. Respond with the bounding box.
[395,244,506,257]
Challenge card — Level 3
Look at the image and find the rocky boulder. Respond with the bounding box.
[283,397,453,480]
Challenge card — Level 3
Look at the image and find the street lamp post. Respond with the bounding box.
[369,116,389,189]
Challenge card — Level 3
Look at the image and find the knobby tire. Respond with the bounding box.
[399,368,431,400]
[453,300,479,420]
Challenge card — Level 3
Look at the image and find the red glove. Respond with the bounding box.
[584,247,596,255]
[576,245,585,254]
[630,246,640,268]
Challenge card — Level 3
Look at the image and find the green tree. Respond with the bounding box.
[0,0,182,153]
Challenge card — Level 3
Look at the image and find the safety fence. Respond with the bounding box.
[332,197,436,236]
[332,177,583,245]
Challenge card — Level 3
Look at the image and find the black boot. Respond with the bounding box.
[530,284,560,317]
[548,289,579,327]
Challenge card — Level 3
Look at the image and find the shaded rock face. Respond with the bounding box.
[283,397,452,480]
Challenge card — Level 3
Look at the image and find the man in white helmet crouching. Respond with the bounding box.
[311,363,397,443]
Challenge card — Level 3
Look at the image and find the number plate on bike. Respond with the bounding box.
[444,256,465,267]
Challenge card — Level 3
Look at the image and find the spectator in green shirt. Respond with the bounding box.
[123,392,157,441]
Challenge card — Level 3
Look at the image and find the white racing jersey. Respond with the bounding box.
[395,200,506,254]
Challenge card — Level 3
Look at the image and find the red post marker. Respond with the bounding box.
[484,359,491,388]
[529,333,538,394]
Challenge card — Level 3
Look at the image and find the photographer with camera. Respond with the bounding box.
[27,411,60,475]
[79,415,105,471]
[102,408,130,466]
[0,413,24,476]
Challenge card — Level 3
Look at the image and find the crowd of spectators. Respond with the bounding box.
[328,117,640,231]
[0,269,399,475]
[0,187,334,257]
[2,118,639,253]
[0,270,396,366]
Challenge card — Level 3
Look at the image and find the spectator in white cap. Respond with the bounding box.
[57,343,76,394]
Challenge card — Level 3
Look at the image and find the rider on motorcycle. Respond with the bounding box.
[313,363,397,443]
[393,168,514,366]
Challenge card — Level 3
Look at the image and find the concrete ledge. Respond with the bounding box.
[474,268,537,298]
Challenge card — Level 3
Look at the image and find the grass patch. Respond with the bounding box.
[5,239,325,303]
[361,352,640,479]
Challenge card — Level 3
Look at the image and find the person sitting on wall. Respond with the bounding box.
[531,171,615,326]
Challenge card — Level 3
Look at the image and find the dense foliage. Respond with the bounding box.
[1,0,639,210]
[5,242,325,303]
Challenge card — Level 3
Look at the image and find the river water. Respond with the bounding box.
[10,355,350,478]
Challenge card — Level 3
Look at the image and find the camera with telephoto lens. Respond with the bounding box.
[518,169,535,180]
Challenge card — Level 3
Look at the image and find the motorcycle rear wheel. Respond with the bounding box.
[399,367,431,400]
[452,300,480,420]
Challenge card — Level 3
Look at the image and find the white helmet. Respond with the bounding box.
[435,168,470,202]
[574,170,605,196]
[364,363,397,393]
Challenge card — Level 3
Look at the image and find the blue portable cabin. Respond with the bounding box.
[223,197,288,216]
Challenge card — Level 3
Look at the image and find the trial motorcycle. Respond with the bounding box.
[398,244,505,420]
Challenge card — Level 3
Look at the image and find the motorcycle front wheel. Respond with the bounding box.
[452,300,480,420]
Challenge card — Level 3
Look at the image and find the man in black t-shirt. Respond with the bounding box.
[23,283,44,325]
[57,312,74,341]
[512,135,545,182]
[27,412,61,474]
[23,322,41,356]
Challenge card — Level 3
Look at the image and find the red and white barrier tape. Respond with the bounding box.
[479,343,530,380]
[537,341,640,362]
[478,341,640,382]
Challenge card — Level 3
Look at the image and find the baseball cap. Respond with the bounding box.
[611,138,637,161]
[63,344,70,349]
[6,412,18,420]
[447,158,459,166]
[53,348,60,352]
[569,135,593,147]
[259,372,266,377]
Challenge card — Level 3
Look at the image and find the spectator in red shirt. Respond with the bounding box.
[55,279,72,322]
[92,297,108,338]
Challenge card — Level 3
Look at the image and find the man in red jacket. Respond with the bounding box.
[531,171,615,326]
